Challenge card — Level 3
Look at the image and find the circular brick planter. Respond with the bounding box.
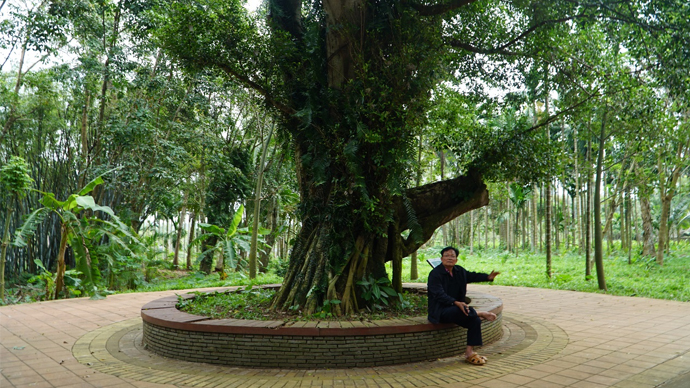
[141,284,503,368]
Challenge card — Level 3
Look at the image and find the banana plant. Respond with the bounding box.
[192,205,268,278]
[14,177,140,299]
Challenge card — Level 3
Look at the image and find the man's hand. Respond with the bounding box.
[454,301,470,316]
[488,270,500,281]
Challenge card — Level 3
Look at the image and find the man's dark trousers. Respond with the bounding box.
[439,306,483,346]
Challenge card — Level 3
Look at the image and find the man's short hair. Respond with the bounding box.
[440,246,459,256]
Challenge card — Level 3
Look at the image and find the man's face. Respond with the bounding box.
[441,250,458,267]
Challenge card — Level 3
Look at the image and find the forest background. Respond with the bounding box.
[0,0,688,308]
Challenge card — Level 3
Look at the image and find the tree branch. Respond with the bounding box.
[448,41,521,56]
[213,62,295,117]
[407,0,480,17]
[394,169,488,257]
[450,14,587,56]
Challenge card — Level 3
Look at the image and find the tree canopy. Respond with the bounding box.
[146,0,690,313]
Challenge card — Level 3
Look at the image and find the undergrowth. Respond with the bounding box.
[178,287,428,321]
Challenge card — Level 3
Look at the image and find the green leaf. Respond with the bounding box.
[33,259,49,274]
[190,233,214,246]
[13,208,50,247]
[75,195,96,209]
[75,196,116,217]
[63,194,80,211]
[199,223,225,235]
[380,286,397,296]
[78,176,104,196]
[40,193,63,210]
[71,234,96,295]
[226,205,244,237]
[233,237,251,252]
[224,240,237,268]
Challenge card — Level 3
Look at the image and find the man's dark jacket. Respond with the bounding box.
[427,264,490,324]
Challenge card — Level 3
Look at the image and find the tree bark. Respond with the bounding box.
[199,234,217,275]
[532,184,537,250]
[173,205,186,270]
[544,70,552,276]
[639,194,656,256]
[469,211,474,254]
[594,108,607,291]
[656,140,688,265]
[186,212,196,270]
[484,207,489,250]
[625,187,632,264]
[260,196,278,273]
[545,179,552,277]
[54,223,69,299]
[410,134,423,280]
[574,126,580,254]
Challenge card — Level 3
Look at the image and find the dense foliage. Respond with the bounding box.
[0,0,687,311]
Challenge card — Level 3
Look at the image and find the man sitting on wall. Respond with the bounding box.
[427,246,500,365]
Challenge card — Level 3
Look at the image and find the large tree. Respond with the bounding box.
[153,0,669,313]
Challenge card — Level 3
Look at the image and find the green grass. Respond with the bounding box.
[133,270,283,293]
[139,243,689,303]
[388,243,690,302]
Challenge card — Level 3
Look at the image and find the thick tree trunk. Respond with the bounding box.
[272,171,488,314]
[267,0,490,315]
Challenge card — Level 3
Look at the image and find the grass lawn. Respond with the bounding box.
[141,242,689,303]
[389,243,690,302]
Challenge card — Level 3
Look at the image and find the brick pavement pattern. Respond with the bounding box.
[2,285,690,388]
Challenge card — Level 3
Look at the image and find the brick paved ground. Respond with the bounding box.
[2,285,690,388]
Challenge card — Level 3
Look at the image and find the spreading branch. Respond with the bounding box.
[407,0,480,17]
[394,170,488,257]
[450,14,587,56]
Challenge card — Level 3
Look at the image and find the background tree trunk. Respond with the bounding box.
[186,213,196,270]
[173,203,186,269]
[249,126,273,278]
[639,194,656,256]
[594,108,608,291]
